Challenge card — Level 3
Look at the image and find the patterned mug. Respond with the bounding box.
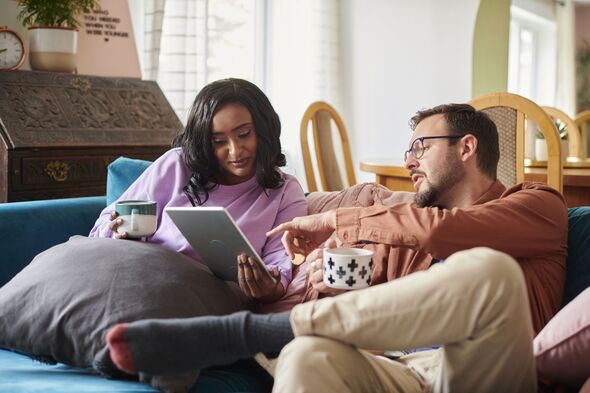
[323,247,374,290]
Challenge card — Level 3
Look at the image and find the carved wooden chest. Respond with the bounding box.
[0,71,181,202]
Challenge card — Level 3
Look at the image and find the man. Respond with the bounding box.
[106,104,567,392]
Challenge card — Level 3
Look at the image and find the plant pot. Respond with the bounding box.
[28,27,77,73]
[535,139,548,161]
[561,139,568,160]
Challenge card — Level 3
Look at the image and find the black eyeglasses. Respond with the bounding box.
[404,135,467,161]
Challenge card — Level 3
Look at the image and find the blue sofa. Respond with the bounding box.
[0,157,273,393]
[1,157,589,392]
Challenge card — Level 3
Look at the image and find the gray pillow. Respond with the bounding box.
[0,236,249,392]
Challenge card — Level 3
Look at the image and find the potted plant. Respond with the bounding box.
[16,0,100,73]
[535,120,568,161]
[577,41,590,112]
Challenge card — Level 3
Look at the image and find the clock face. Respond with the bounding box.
[0,30,25,70]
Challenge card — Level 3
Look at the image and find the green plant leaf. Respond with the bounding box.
[16,0,100,28]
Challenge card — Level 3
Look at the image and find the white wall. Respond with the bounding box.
[340,0,481,183]
[0,1,32,70]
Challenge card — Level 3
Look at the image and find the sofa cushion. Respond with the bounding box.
[534,286,590,387]
[306,182,414,215]
[0,196,106,287]
[0,236,248,392]
[563,206,590,305]
[107,157,152,205]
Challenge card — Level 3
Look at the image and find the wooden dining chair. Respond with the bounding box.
[469,92,562,193]
[542,106,584,159]
[574,110,590,158]
[300,101,356,192]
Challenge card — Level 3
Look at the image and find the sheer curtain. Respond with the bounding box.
[136,0,342,186]
[266,0,342,185]
[142,0,166,81]
[555,0,577,117]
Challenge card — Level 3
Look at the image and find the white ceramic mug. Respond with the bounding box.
[115,200,157,238]
[323,247,374,290]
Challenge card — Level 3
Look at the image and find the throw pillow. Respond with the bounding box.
[563,206,590,305]
[534,286,590,388]
[0,236,248,392]
[106,157,152,205]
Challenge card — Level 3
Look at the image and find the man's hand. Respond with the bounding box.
[266,210,337,259]
[308,239,346,296]
[237,254,285,303]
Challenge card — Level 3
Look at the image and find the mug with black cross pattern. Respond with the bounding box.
[323,248,374,290]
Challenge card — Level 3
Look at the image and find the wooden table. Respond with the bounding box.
[360,159,590,208]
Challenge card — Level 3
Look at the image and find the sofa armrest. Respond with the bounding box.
[0,196,106,286]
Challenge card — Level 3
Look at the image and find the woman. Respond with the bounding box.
[89,78,307,304]
[90,78,307,392]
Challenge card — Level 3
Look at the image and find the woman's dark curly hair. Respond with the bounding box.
[172,78,286,205]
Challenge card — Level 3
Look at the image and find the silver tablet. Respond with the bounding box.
[165,206,273,282]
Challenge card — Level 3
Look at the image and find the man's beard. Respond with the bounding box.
[414,154,464,208]
[415,182,438,208]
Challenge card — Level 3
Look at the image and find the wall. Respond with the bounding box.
[472,0,510,97]
[0,1,32,70]
[340,0,480,183]
[575,4,590,48]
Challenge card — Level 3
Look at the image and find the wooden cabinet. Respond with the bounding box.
[0,71,181,202]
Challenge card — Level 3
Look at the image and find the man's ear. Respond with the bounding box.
[460,134,478,162]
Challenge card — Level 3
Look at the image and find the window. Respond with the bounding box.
[154,0,267,121]
[508,5,557,105]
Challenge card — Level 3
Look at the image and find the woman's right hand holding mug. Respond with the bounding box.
[108,211,129,239]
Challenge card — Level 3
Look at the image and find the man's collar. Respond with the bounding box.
[472,180,506,205]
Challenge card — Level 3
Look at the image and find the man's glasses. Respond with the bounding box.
[404,135,466,161]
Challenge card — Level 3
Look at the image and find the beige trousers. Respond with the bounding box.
[273,247,536,393]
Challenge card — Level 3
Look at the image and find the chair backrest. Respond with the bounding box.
[574,110,590,158]
[300,101,356,192]
[542,106,584,159]
[469,92,562,193]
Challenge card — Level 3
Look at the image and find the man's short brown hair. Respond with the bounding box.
[409,103,499,180]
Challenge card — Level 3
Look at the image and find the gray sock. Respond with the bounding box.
[117,310,293,375]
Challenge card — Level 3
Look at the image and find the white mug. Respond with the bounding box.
[323,247,374,290]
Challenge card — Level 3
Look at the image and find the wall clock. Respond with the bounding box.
[0,24,26,70]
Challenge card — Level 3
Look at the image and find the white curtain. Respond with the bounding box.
[142,0,166,81]
[148,0,207,122]
[266,0,342,186]
[555,0,577,117]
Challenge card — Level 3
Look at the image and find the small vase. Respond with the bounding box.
[535,139,548,161]
[28,27,77,73]
[561,139,568,160]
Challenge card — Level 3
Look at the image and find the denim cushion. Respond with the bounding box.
[106,157,152,205]
[563,207,590,306]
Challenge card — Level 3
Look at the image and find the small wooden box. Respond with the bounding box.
[0,71,181,202]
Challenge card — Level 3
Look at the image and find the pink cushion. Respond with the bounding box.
[534,286,590,387]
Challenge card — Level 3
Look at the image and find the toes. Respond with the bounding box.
[106,323,137,374]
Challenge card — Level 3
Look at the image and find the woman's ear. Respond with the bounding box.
[460,134,478,162]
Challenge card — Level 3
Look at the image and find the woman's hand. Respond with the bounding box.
[237,254,285,303]
[266,210,337,259]
[108,211,129,240]
[308,239,346,296]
